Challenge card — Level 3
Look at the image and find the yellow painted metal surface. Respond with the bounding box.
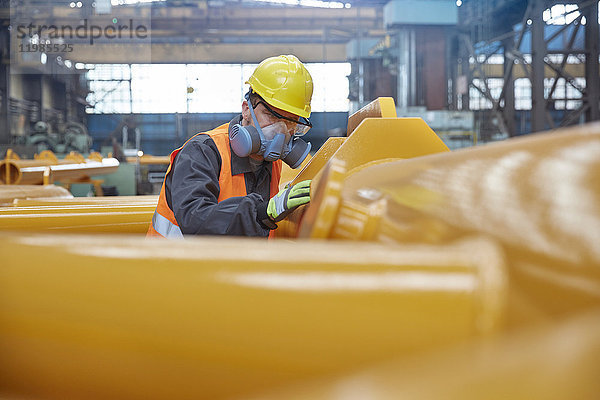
[0,158,120,185]
[346,97,397,136]
[4,149,20,160]
[275,158,346,239]
[297,158,347,239]
[11,195,158,207]
[1,98,599,400]
[0,185,73,206]
[0,212,151,233]
[298,122,600,322]
[332,118,449,173]
[126,155,171,165]
[0,204,156,215]
[278,153,312,189]
[309,118,450,191]
[0,234,506,400]
[277,98,448,238]
[288,137,346,187]
[0,203,153,233]
[246,309,600,400]
[0,201,154,233]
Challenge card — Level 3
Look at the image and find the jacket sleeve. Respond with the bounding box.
[167,136,270,237]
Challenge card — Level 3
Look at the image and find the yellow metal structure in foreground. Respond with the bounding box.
[1,99,599,399]
[295,123,600,324]
[277,103,449,238]
[248,309,600,400]
[278,153,312,188]
[0,234,505,400]
[286,136,345,186]
[346,97,397,136]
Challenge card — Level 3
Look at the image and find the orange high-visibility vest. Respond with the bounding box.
[147,123,282,239]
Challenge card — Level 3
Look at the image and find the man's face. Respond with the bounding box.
[242,100,299,142]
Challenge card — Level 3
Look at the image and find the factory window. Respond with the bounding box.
[86,64,132,114]
[549,77,585,110]
[543,4,580,25]
[469,78,502,110]
[515,78,531,110]
[473,54,503,64]
[130,65,188,113]
[543,2,600,25]
[86,63,350,114]
[305,63,352,112]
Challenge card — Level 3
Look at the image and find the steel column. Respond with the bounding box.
[531,0,547,132]
[0,24,10,145]
[460,35,470,110]
[584,0,600,121]
[503,37,516,136]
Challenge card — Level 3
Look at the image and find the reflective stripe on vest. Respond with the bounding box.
[151,210,184,239]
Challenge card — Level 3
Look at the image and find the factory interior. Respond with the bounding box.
[1,0,599,399]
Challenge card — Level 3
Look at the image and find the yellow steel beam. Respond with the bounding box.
[308,118,450,191]
[298,122,600,322]
[288,137,346,187]
[12,195,158,207]
[0,233,506,400]
[276,99,448,238]
[246,309,600,400]
[347,97,397,136]
[0,204,155,215]
[279,154,312,190]
[126,155,171,165]
[0,185,72,206]
[0,158,119,185]
[333,118,449,172]
[0,204,153,233]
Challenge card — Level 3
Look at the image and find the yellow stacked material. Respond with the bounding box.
[246,309,600,400]
[0,204,154,233]
[0,185,73,206]
[12,195,158,207]
[297,122,600,325]
[126,155,171,165]
[1,99,599,399]
[0,234,505,400]
[0,157,120,185]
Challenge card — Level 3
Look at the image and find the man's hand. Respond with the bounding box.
[267,180,311,222]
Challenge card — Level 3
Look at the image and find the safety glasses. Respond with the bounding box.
[255,100,312,137]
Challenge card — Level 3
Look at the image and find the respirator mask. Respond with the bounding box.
[229,93,311,169]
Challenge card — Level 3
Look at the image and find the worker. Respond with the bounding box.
[147,55,314,238]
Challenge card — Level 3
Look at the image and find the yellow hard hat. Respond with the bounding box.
[246,55,313,119]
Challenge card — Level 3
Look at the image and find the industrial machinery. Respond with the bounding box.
[0,98,598,400]
[14,121,93,155]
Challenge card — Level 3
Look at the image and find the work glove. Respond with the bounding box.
[267,180,312,223]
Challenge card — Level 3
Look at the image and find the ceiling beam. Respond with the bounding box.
[59,42,347,64]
